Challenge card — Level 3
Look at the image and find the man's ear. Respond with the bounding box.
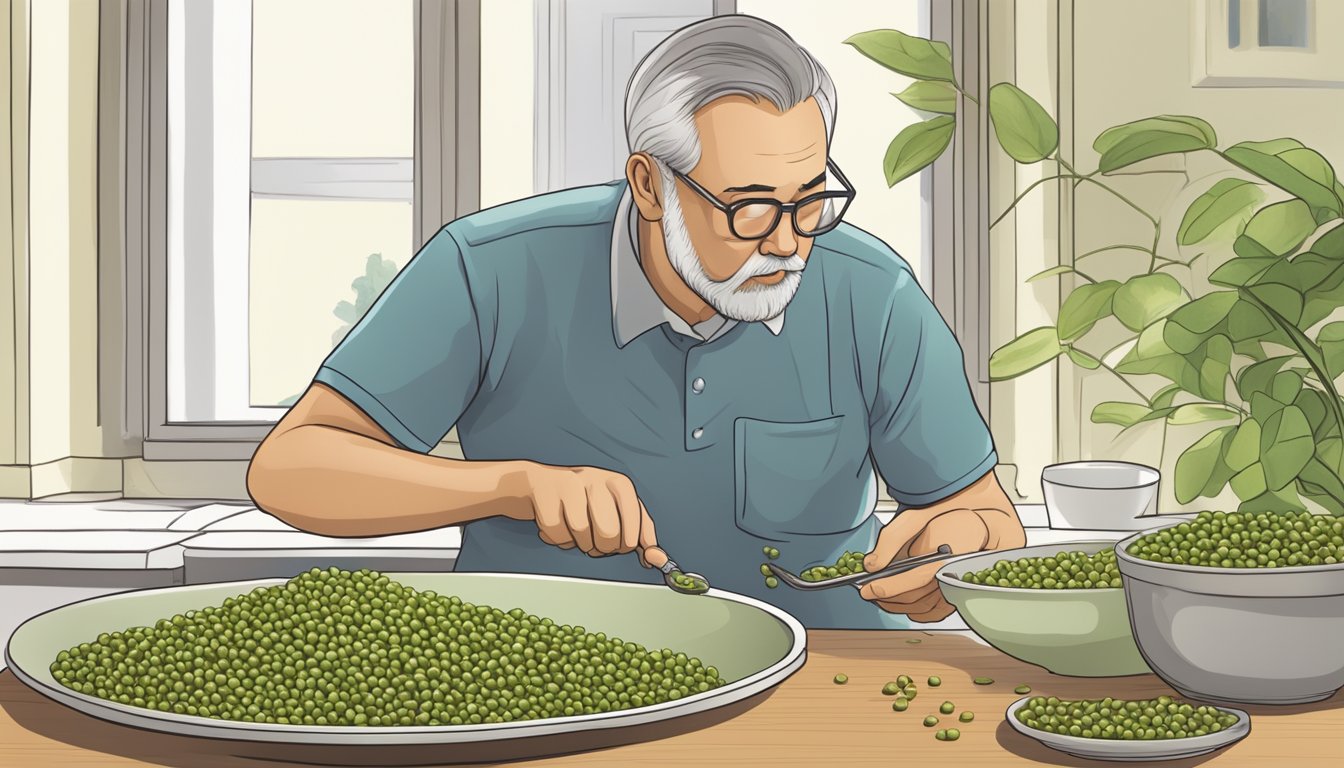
[626,153,665,221]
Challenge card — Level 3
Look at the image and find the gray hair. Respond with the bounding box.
[624,15,837,175]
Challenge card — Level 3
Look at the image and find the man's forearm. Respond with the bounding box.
[247,424,530,538]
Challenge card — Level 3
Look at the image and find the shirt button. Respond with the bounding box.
[691,377,705,394]
[692,427,704,440]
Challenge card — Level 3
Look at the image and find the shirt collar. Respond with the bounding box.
[610,186,784,349]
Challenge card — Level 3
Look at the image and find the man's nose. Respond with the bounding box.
[760,213,799,257]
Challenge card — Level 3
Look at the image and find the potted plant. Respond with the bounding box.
[845,29,1344,516]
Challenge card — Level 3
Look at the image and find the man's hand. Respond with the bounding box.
[504,462,665,566]
[858,472,1026,622]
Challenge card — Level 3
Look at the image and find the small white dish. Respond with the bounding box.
[1005,696,1251,762]
[1041,461,1160,531]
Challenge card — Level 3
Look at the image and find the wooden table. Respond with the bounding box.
[1,630,1340,767]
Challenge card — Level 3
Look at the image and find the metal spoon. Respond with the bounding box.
[639,545,711,595]
[766,544,955,591]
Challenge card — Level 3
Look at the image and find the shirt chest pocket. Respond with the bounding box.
[733,415,872,539]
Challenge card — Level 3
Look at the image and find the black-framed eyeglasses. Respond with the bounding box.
[671,159,857,240]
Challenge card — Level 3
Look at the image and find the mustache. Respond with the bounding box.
[722,253,808,286]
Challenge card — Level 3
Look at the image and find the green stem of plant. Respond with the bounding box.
[1092,357,1154,408]
[990,174,1076,229]
[1076,244,1153,261]
[1059,158,1161,229]
[1245,292,1344,450]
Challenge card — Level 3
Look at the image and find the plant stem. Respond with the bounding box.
[1245,292,1344,451]
[990,174,1075,229]
[1059,158,1161,228]
[1076,244,1154,261]
[1103,169,1190,177]
[1092,357,1154,408]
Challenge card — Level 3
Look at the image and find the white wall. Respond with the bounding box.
[479,0,535,210]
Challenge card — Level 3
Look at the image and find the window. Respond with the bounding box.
[134,0,477,458]
[166,0,413,422]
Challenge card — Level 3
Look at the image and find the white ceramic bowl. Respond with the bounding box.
[1042,461,1160,531]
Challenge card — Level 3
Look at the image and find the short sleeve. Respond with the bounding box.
[868,274,997,507]
[313,228,483,453]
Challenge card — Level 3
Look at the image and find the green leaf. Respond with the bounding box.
[1057,280,1120,340]
[844,30,956,82]
[1226,419,1262,472]
[1227,300,1273,341]
[883,116,957,187]
[1210,257,1278,287]
[1237,355,1295,401]
[1294,387,1329,436]
[1117,320,1179,374]
[989,326,1063,380]
[1169,291,1238,333]
[1152,384,1182,409]
[1235,199,1317,258]
[1113,274,1187,332]
[1230,462,1269,500]
[1223,139,1344,224]
[1027,265,1078,282]
[1237,484,1306,513]
[1261,405,1315,489]
[1245,283,1304,327]
[893,81,958,114]
[1174,426,1235,504]
[1093,116,1216,174]
[1164,321,1209,355]
[1317,321,1344,379]
[1167,403,1238,425]
[1271,370,1304,404]
[1091,401,1151,427]
[1234,339,1269,361]
[1177,179,1264,245]
[1067,347,1102,369]
[1298,458,1344,514]
[1199,335,1233,400]
[1251,391,1287,422]
[987,83,1059,163]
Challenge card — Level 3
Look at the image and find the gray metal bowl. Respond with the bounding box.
[1116,522,1344,705]
[935,541,1150,677]
[5,572,806,764]
[1005,696,1250,761]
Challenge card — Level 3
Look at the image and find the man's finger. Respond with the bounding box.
[532,489,570,548]
[560,483,594,554]
[586,486,621,554]
[607,476,642,553]
[864,506,946,573]
[637,501,666,569]
[862,577,940,606]
[858,561,945,602]
[907,601,957,624]
[876,586,944,616]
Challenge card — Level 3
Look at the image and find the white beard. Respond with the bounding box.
[660,172,806,323]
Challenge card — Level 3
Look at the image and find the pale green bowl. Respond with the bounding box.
[935,542,1150,677]
[5,572,805,762]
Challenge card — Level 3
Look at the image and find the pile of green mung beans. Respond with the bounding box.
[959,548,1122,589]
[49,567,726,726]
[1014,695,1238,740]
[800,551,867,582]
[1127,510,1344,567]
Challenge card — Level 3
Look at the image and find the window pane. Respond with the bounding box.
[251,0,414,158]
[167,0,414,423]
[1258,0,1309,48]
[249,199,413,407]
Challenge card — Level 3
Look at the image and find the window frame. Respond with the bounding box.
[929,0,991,422]
[123,0,481,461]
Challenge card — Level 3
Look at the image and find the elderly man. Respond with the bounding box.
[247,14,1025,628]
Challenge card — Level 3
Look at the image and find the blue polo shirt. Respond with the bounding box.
[314,181,997,629]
